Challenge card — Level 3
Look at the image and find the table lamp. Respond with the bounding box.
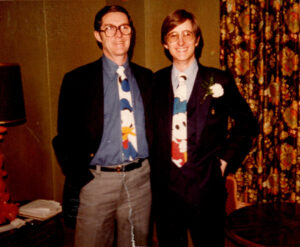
[0,63,26,224]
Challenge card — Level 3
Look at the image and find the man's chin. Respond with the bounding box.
[113,49,130,56]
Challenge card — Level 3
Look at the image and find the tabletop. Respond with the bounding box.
[0,213,63,247]
[225,202,300,246]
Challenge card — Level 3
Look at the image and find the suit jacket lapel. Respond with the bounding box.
[87,58,104,140]
[165,67,174,146]
[188,64,212,140]
[155,66,174,148]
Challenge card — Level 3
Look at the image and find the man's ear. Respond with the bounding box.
[195,36,200,47]
[94,31,102,43]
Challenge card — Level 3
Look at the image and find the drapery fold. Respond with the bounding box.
[220,0,299,203]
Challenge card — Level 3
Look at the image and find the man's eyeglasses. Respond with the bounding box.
[100,24,132,37]
[166,30,195,43]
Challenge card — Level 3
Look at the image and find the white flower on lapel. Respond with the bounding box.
[209,83,224,98]
[201,75,224,103]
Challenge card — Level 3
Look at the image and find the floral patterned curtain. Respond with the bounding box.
[220,0,299,203]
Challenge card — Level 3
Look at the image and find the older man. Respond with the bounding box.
[53,5,152,247]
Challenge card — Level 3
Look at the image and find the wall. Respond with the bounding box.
[144,0,220,70]
[0,0,220,202]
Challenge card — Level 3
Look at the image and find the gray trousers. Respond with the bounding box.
[74,160,152,247]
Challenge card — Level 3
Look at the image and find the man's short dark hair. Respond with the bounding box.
[94,5,135,59]
[161,9,204,61]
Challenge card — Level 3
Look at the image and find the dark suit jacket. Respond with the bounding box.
[53,58,153,189]
[151,64,258,210]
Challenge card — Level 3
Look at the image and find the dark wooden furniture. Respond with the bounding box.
[0,214,64,247]
[225,203,300,246]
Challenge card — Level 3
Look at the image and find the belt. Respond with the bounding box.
[90,158,145,172]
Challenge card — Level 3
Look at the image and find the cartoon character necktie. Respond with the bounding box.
[116,66,138,161]
[171,73,188,167]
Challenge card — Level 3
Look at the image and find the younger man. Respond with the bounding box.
[152,9,258,247]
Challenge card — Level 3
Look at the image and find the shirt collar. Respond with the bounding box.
[172,59,198,80]
[102,55,130,80]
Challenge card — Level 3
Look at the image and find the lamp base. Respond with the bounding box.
[0,151,19,225]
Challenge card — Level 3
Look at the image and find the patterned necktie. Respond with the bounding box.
[171,73,188,167]
[116,66,138,161]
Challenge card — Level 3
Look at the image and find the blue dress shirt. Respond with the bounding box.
[90,55,148,166]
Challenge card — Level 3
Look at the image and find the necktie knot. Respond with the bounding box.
[178,73,187,84]
[117,66,126,81]
[175,73,187,96]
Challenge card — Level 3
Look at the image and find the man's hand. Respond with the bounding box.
[220,159,227,177]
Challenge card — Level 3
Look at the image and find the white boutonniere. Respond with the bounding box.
[210,83,224,98]
[201,75,224,102]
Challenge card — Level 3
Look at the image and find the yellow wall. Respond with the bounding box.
[0,0,220,202]
[144,0,220,70]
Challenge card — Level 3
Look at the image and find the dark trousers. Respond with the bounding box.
[155,190,226,247]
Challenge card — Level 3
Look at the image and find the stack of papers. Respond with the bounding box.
[0,218,26,233]
[19,199,62,221]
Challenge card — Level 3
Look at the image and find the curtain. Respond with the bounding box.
[220,0,299,203]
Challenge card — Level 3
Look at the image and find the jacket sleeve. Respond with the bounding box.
[52,72,94,189]
[218,71,258,174]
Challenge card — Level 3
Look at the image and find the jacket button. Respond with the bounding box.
[211,107,216,115]
[90,153,94,158]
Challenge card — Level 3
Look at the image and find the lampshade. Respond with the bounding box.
[0,63,26,126]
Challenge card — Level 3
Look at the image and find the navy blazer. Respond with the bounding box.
[151,64,258,208]
[53,58,153,189]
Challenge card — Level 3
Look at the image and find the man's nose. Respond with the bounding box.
[177,35,185,45]
[115,28,123,37]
